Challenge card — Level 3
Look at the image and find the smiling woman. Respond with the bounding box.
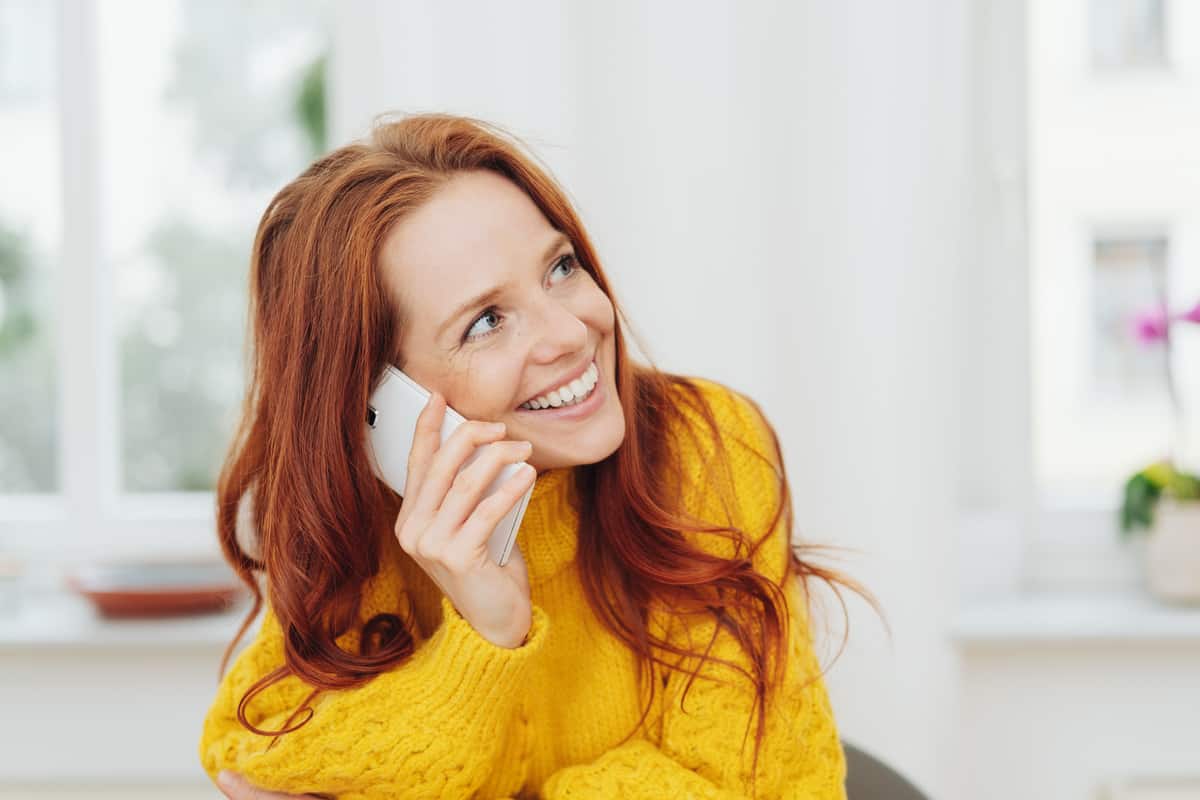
[199,112,873,799]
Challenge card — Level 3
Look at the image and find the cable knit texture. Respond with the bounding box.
[198,377,847,799]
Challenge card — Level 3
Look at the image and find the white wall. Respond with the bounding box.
[960,642,1200,800]
[781,4,967,797]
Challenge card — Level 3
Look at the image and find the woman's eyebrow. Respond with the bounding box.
[435,232,572,340]
[438,284,511,341]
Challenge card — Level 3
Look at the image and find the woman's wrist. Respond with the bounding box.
[480,616,533,649]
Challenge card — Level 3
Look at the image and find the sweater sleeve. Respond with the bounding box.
[198,591,550,799]
[540,378,847,799]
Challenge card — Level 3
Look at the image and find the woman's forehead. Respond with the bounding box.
[378,171,561,331]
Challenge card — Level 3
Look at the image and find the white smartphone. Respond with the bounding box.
[365,365,532,567]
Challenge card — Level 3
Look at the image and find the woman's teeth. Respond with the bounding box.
[519,362,598,410]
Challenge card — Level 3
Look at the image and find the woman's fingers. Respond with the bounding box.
[418,442,533,571]
[385,391,535,647]
[407,418,508,524]
[217,770,322,799]
[400,391,447,505]
[438,439,533,527]
[451,461,537,559]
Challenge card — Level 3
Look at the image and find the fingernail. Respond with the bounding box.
[490,422,506,433]
[217,770,236,790]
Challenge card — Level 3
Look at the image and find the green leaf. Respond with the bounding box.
[1167,472,1200,501]
[1141,460,1176,490]
[1120,473,1160,538]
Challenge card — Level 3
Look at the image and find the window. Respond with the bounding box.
[1091,234,1168,401]
[973,0,1200,589]
[99,0,328,492]
[0,0,329,556]
[1029,0,1195,507]
[1090,0,1167,70]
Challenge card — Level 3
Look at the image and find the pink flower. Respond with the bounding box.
[1133,307,1170,344]
[1176,300,1200,325]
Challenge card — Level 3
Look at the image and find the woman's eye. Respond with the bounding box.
[550,253,577,281]
[461,255,578,343]
[464,308,502,342]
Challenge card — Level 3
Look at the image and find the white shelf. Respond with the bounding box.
[952,588,1200,647]
[0,587,258,650]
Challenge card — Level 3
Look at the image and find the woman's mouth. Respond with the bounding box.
[516,360,602,417]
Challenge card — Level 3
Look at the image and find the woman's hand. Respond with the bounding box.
[217,770,324,799]
[394,391,537,648]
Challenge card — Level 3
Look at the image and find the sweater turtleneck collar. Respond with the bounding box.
[517,466,580,586]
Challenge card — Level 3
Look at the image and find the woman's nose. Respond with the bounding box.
[526,299,588,361]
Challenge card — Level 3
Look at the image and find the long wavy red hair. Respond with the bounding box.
[214,112,879,789]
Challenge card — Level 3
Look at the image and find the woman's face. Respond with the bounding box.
[378,170,626,473]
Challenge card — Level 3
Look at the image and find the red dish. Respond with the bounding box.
[66,559,246,619]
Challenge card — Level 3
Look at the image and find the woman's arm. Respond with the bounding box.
[203,399,547,798]
[199,593,549,800]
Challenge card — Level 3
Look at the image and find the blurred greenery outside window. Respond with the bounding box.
[0,0,59,493]
[0,0,329,496]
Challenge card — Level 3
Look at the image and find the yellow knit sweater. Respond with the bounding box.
[198,377,847,798]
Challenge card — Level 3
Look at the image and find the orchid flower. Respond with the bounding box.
[1132,306,1170,344]
[1177,300,1200,325]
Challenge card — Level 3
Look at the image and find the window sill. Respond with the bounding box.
[0,584,256,651]
[951,587,1200,648]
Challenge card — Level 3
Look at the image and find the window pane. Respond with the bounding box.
[1091,235,1168,400]
[99,0,329,492]
[0,0,59,493]
[1090,0,1167,69]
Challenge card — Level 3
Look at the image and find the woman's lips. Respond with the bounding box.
[514,362,605,421]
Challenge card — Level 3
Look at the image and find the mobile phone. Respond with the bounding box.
[365,365,532,567]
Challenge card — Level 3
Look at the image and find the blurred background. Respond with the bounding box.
[1,0,1199,798]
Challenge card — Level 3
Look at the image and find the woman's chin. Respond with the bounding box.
[527,411,626,473]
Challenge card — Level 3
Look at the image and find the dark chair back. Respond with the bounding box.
[843,741,930,800]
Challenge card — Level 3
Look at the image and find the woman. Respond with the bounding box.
[200,112,870,799]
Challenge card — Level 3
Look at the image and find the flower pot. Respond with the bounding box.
[1144,497,1200,605]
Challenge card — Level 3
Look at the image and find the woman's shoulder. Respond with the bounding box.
[660,374,790,581]
[663,374,780,476]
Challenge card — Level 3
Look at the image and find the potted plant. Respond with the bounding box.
[1119,298,1200,604]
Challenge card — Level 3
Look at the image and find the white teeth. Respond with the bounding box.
[519,361,599,410]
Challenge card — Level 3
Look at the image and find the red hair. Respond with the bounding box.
[214,112,880,788]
